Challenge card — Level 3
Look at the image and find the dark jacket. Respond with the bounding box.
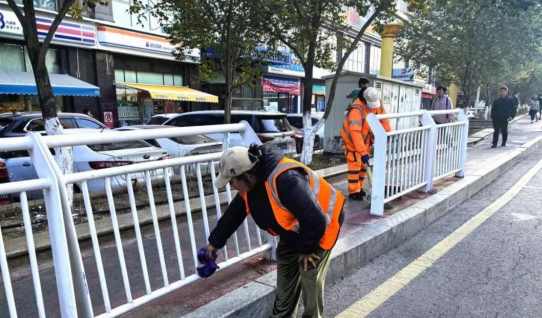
[208,146,344,255]
[492,97,515,121]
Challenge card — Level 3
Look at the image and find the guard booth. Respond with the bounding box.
[322,71,424,155]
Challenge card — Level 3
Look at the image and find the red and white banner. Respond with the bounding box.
[262,76,300,96]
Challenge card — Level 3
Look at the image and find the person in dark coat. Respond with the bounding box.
[206,144,345,318]
[491,86,515,148]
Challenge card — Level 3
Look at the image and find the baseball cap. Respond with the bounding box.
[214,147,257,189]
[363,87,381,109]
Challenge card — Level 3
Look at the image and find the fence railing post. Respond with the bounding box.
[27,133,81,317]
[367,113,388,216]
[421,110,437,193]
[456,109,469,178]
[32,132,95,318]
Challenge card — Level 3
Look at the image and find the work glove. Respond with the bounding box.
[361,154,370,165]
[197,247,220,278]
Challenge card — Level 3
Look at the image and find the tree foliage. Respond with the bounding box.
[131,0,277,124]
[397,0,542,106]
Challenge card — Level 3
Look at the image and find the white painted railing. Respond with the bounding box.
[367,109,468,216]
[0,122,274,318]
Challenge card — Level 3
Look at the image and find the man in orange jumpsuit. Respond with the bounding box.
[341,86,391,200]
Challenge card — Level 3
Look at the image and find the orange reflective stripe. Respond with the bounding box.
[242,192,250,215]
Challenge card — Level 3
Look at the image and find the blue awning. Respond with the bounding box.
[0,70,100,97]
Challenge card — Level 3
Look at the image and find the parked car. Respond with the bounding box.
[115,125,222,174]
[147,111,297,154]
[286,113,325,151]
[0,112,107,138]
[0,159,10,204]
[0,129,171,198]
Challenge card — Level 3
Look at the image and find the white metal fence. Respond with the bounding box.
[367,109,468,216]
[0,122,275,318]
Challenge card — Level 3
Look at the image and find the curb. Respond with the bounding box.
[184,135,542,318]
[4,164,348,260]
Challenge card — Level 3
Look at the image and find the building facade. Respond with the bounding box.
[0,0,426,125]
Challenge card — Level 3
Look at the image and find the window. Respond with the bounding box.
[25,118,78,131]
[15,0,56,10]
[147,116,171,125]
[257,117,292,133]
[59,118,76,129]
[113,0,135,28]
[76,118,104,129]
[370,46,381,75]
[115,69,182,86]
[287,117,303,129]
[0,44,25,71]
[345,44,365,73]
[137,71,164,85]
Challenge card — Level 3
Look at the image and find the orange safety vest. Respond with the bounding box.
[341,98,389,155]
[242,158,345,250]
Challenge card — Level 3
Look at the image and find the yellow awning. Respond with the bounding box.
[119,82,219,103]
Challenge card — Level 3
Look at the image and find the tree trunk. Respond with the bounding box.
[26,22,74,206]
[300,64,315,164]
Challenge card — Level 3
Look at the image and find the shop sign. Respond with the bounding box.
[97,26,197,57]
[118,106,140,119]
[0,10,96,45]
[103,111,114,128]
[203,46,291,65]
[262,76,301,96]
[266,62,305,77]
[312,84,326,94]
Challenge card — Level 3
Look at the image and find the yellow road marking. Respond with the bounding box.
[336,157,542,318]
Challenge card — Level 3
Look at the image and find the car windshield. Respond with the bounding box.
[87,140,154,152]
[147,117,171,125]
[169,135,218,145]
[258,117,292,133]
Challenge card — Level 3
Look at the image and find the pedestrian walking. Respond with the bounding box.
[529,97,539,123]
[537,94,542,120]
[206,144,345,318]
[432,86,454,124]
[341,86,391,201]
[491,86,515,148]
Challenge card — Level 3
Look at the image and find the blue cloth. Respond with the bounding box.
[197,247,220,278]
[362,154,370,164]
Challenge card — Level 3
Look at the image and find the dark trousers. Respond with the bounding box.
[272,242,332,318]
[530,110,538,121]
[492,119,508,146]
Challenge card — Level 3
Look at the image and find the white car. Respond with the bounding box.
[115,125,222,174]
[147,111,297,154]
[1,129,171,198]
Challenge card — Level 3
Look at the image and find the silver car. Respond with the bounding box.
[147,110,297,154]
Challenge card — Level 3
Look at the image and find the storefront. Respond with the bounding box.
[262,75,301,113]
[116,82,218,125]
[0,70,100,113]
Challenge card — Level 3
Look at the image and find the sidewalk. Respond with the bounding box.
[170,116,542,318]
